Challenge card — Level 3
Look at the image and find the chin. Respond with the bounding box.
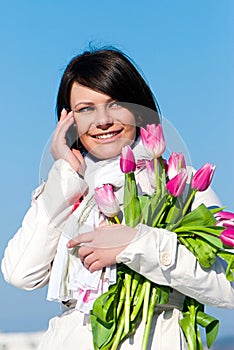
[91,151,120,160]
[89,146,121,160]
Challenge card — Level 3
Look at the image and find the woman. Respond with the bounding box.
[1,47,234,350]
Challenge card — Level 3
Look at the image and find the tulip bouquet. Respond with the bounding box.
[90,123,234,350]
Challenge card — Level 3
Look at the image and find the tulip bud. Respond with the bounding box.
[167,152,186,180]
[94,184,120,217]
[120,145,136,173]
[220,228,234,248]
[140,124,166,158]
[191,163,216,192]
[166,168,188,197]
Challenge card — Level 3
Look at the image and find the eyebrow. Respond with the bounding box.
[73,98,114,109]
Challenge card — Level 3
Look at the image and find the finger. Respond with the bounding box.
[77,246,94,260]
[83,252,98,270]
[59,108,69,121]
[72,149,86,175]
[52,115,73,148]
[89,260,103,273]
[71,149,84,164]
[67,232,94,248]
[51,113,75,158]
[54,112,74,141]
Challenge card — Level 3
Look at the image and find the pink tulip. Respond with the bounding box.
[215,220,234,228]
[215,211,234,229]
[94,184,120,217]
[191,163,216,191]
[167,152,186,180]
[221,221,234,229]
[215,211,234,221]
[166,168,188,197]
[220,228,234,248]
[140,124,166,158]
[120,145,136,173]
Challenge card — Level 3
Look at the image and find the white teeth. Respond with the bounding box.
[95,132,118,139]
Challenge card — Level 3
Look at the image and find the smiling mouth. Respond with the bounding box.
[92,130,122,139]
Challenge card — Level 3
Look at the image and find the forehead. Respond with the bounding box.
[70,83,112,106]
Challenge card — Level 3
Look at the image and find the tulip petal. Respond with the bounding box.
[215,211,234,221]
[220,228,234,248]
[167,152,186,180]
[94,184,120,217]
[140,124,166,158]
[191,163,216,192]
[120,145,136,173]
[166,168,188,197]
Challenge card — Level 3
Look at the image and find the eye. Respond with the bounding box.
[108,101,122,109]
[74,106,95,114]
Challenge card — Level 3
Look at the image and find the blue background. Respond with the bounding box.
[0,0,233,343]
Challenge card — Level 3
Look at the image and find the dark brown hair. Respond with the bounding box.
[56,47,160,153]
[56,46,160,125]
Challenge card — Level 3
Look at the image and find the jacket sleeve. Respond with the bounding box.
[116,186,234,309]
[1,159,88,291]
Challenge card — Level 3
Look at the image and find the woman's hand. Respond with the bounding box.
[50,108,86,176]
[67,225,137,272]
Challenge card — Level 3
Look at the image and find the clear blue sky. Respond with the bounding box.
[0,0,233,343]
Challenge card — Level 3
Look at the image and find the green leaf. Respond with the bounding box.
[180,236,217,268]
[138,195,150,224]
[150,193,171,227]
[164,196,183,225]
[179,314,197,350]
[180,298,205,350]
[91,281,121,349]
[180,297,219,349]
[196,311,219,348]
[124,173,141,227]
[217,251,234,281]
[175,225,223,237]
[176,227,224,251]
[209,206,226,215]
[90,312,116,349]
[154,284,172,304]
[175,204,216,229]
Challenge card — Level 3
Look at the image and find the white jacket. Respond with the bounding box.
[2,158,234,350]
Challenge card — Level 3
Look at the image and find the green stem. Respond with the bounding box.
[130,272,143,299]
[182,190,196,216]
[117,284,126,319]
[124,272,132,334]
[130,282,145,321]
[159,157,167,197]
[154,156,161,199]
[141,286,158,350]
[152,199,170,227]
[142,280,151,323]
[188,298,196,333]
[111,310,125,350]
[196,325,203,350]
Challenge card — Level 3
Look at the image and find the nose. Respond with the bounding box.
[95,105,113,130]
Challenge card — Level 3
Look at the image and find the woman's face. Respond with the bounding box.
[70,83,136,159]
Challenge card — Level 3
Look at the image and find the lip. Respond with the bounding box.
[90,129,123,142]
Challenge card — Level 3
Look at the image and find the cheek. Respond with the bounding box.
[75,120,88,139]
[125,124,136,142]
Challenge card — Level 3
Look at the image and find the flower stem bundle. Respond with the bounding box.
[91,124,234,350]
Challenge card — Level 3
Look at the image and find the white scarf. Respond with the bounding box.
[47,139,152,313]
